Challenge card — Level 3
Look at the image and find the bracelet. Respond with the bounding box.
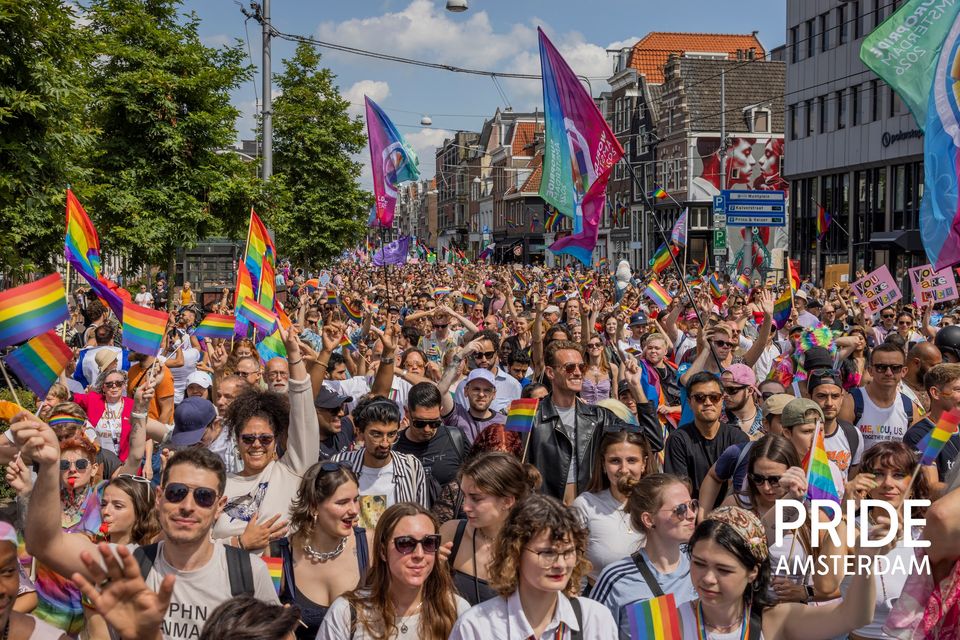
[380,356,395,365]
[130,412,148,420]
[289,358,303,366]
[316,361,328,369]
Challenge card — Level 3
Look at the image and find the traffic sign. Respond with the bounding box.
[714,190,785,227]
[713,228,727,250]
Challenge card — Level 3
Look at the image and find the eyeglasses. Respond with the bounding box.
[760,391,778,400]
[881,314,895,320]
[163,482,219,509]
[239,433,275,447]
[661,499,699,520]
[722,384,746,395]
[749,473,782,487]
[237,370,260,379]
[411,418,443,430]
[432,323,449,329]
[524,547,578,568]
[114,473,151,484]
[691,392,723,405]
[367,430,399,443]
[712,340,737,349]
[266,371,289,380]
[103,380,124,389]
[60,459,90,471]
[557,362,586,375]
[872,363,904,374]
[587,343,603,349]
[393,534,441,555]
[898,320,914,326]
[474,351,497,361]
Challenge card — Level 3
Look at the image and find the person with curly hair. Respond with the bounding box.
[449,494,617,639]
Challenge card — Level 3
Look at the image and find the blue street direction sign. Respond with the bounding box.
[716,190,785,227]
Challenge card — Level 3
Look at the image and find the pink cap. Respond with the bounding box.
[721,363,757,389]
[684,311,698,322]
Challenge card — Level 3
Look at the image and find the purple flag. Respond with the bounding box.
[365,96,420,229]
[372,235,411,266]
[671,207,689,247]
[539,28,623,265]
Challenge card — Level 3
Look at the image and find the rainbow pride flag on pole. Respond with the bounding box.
[652,187,668,200]
[513,271,529,289]
[237,298,278,335]
[917,409,960,465]
[460,292,479,307]
[256,329,287,363]
[735,273,752,293]
[650,243,678,275]
[0,274,70,348]
[121,302,169,355]
[340,299,364,322]
[505,398,539,433]
[65,189,127,319]
[816,205,832,239]
[194,313,236,341]
[802,422,841,507]
[4,331,73,397]
[625,593,681,640]
[244,209,276,298]
[644,280,672,310]
[772,287,792,330]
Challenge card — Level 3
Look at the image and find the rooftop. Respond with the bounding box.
[629,32,766,84]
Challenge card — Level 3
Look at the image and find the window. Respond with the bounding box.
[874,0,884,28]
[818,95,827,133]
[838,5,848,45]
[820,13,830,51]
[851,84,860,126]
[854,1,863,40]
[836,90,846,129]
[789,104,798,140]
[805,100,814,136]
[889,86,896,118]
[806,19,816,58]
[790,26,799,63]
[752,108,771,134]
[870,80,880,121]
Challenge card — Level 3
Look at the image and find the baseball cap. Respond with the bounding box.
[781,398,824,428]
[388,305,400,313]
[185,371,212,389]
[170,397,218,446]
[684,311,699,323]
[543,305,561,315]
[465,368,496,387]
[629,311,648,327]
[806,298,822,309]
[807,368,843,394]
[721,363,756,390]
[762,394,794,419]
[803,347,835,371]
[315,386,352,410]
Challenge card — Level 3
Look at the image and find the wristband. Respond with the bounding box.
[131,411,148,420]
[289,359,303,366]
[380,357,395,365]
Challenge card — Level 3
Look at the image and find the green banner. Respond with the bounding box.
[860,0,960,130]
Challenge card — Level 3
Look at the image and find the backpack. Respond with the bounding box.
[851,387,914,436]
[133,543,255,597]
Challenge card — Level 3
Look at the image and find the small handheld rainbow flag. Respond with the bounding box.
[122,302,170,355]
[339,299,364,322]
[4,331,73,397]
[597,257,609,272]
[193,313,235,341]
[461,292,479,307]
[304,278,320,293]
[339,333,357,352]
[513,271,529,289]
[626,593,681,640]
[505,398,539,433]
[0,273,70,348]
[262,555,284,595]
[237,297,278,335]
[650,243,677,275]
[432,287,452,299]
[735,273,752,293]
[326,290,338,306]
[256,329,287,362]
[644,281,672,310]
[772,287,792,330]
[708,273,723,298]
[802,423,841,507]
[544,205,562,232]
[917,409,960,465]
[652,186,668,200]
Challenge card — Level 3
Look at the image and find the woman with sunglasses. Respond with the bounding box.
[574,429,649,586]
[450,494,617,640]
[317,502,467,640]
[593,474,698,640]
[73,368,134,461]
[581,335,618,404]
[266,462,371,640]
[440,452,539,606]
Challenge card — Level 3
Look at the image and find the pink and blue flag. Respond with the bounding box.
[365,96,420,229]
[538,28,623,266]
[670,208,688,247]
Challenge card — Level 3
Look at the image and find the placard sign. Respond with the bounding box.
[909,264,958,304]
[851,265,902,315]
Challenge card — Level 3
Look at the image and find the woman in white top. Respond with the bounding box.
[317,502,468,640]
[682,506,880,640]
[815,441,930,639]
[450,494,618,640]
[212,327,319,550]
[573,427,648,583]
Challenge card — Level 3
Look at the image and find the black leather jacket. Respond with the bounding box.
[526,398,663,500]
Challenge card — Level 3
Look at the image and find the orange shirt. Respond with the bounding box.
[127,363,175,421]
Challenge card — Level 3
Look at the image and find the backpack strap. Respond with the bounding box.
[133,543,160,581]
[354,528,369,582]
[569,596,583,640]
[838,421,861,463]
[349,602,357,640]
[444,425,467,460]
[852,387,864,425]
[630,551,665,597]
[902,394,917,424]
[224,545,255,597]
[450,519,468,564]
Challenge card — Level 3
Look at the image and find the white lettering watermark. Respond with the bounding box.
[773,499,930,549]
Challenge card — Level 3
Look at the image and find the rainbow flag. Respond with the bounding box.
[802,423,841,507]
[789,259,801,293]
[256,329,287,363]
[235,262,255,307]
[194,313,235,341]
[644,281,672,310]
[772,287,792,330]
[432,287,452,299]
[259,259,276,311]
[275,302,292,331]
[340,299,364,322]
[237,297,278,335]
[325,290,338,306]
[4,331,72,397]
[513,271,529,289]
[551,288,566,302]
[816,205,832,239]
[652,187,668,200]
[505,398,539,433]
[917,409,960,465]
[626,593,681,640]
[366,96,421,229]
[304,278,320,292]
[263,555,284,595]
[339,334,357,352]
[650,243,677,275]
[122,302,169,355]
[65,189,127,319]
[0,273,70,348]
[708,273,723,298]
[461,292,479,307]
[597,257,609,272]
[244,209,276,297]
[736,273,752,293]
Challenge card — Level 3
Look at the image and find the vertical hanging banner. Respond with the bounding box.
[365,96,421,229]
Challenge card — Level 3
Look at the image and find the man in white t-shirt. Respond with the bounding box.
[134,284,154,308]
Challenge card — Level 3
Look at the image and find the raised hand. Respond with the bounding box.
[5,453,32,497]
[321,323,344,353]
[759,289,775,317]
[10,413,60,467]
[239,512,289,550]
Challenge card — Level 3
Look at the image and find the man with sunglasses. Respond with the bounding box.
[16,418,279,640]
[872,306,898,346]
[450,330,522,414]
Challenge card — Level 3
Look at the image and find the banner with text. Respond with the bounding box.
[909,264,958,305]
[851,265,902,315]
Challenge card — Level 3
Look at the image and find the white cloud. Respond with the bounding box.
[343,80,391,118]
[202,34,232,48]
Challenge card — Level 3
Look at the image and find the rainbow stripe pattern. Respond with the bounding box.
[736,273,752,293]
[237,297,278,335]
[650,243,677,275]
[65,189,125,319]
[235,263,255,308]
[263,555,284,595]
[505,398,539,433]
[803,425,841,506]
[326,290,338,306]
[917,409,960,465]
[432,287,452,299]
[644,281,672,310]
[340,299,364,322]
[652,187,668,200]
[513,272,529,289]
[0,273,69,348]
[121,302,169,355]
[5,331,72,397]
[817,205,832,239]
[194,313,235,341]
[245,209,276,297]
[772,287,792,330]
[259,259,276,311]
[626,593,681,640]
[339,334,357,352]
[461,292,479,307]
[304,278,320,292]
[544,205,562,232]
[256,329,287,363]
[708,273,723,298]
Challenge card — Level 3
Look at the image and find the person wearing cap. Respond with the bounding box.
[621,311,648,350]
[449,330,522,414]
[442,367,506,444]
[542,304,561,326]
[184,370,213,400]
[793,289,818,328]
[315,386,354,459]
[808,368,863,481]
[720,363,763,440]
[661,303,702,365]
[169,396,220,448]
[781,399,842,492]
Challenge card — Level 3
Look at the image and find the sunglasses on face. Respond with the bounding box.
[691,392,723,405]
[163,483,219,509]
[432,323,449,329]
[661,499,699,519]
[760,391,777,400]
[881,314,895,320]
[722,384,746,395]
[749,473,782,487]
[556,362,585,375]
[712,340,737,349]
[393,534,441,555]
[474,351,497,361]
[587,343,603,349]
[872,363,904,374]
[239,433,275,447]
[411,418,443,430]
[60,459,90,471]
[103,380,124,389]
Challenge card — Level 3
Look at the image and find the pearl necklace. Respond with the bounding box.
[303,536,347,562]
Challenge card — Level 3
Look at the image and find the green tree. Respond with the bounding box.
[0,1,94,280]
[271,43,370,266]
[83,0,252,280]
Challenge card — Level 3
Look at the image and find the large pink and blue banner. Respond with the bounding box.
[538,28,623,265]
[365,96,420,229]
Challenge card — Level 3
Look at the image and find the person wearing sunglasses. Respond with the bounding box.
[593,474,699,639]
[73,368,134,461]
[450,494,617,640]
[872,306,899,345]
[719,364,764,441]
[450,330,522,414]
[664,372,749,508]
[839,343,921,452]
[318,503,468,640]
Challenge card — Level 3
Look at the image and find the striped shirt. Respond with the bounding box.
[332,448,429,507]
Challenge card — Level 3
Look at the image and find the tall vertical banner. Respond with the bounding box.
[539,28,623,265]
[365,96,421,229]
[64,189,128,319]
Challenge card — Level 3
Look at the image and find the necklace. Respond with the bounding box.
[303,536,347,562]
[695,601,750,640]
[398,600,423,634]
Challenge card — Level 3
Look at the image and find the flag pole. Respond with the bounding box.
[0,358,22,407]
[378,226,391,304]
[62,261,72,341]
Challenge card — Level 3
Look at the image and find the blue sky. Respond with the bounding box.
[182,0,786,183]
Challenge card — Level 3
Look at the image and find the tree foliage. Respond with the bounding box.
[270,43,370,267]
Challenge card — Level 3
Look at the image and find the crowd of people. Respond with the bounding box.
[3,257,960,640]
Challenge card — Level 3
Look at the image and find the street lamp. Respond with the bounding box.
[446,0,468,12]
[420,115,433,126]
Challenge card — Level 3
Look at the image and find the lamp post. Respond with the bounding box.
[446,0,468,12]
